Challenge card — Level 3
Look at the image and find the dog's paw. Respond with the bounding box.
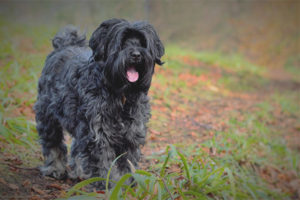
[40,164,67,180]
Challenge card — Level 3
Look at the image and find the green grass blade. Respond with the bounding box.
[66,177,107,197]
[135,169,153,177]
[177,150,191,182]
[160,146,171,177]
[110,173,132,200]
[198,167,225,189]
[131,173,149,192]
[177,184,188,200]
[183,190,207,199]
[157,181,162,200]
[124,185,136,198]
[225,167,236,198]
[105,152,127,193]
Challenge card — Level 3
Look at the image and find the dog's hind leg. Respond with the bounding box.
[36,112,67,179]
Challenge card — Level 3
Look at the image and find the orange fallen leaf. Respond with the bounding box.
[47,183,64,190]
[149,129,160,135]
[149,135,157,141]
[31,185,46,195]
[22,179,31,187]
[190,131,197,137]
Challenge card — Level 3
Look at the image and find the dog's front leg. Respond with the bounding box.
[69,137,121,190]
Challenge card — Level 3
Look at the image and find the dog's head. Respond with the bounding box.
[89,19,164,93]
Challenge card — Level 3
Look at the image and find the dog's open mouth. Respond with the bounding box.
[126,66,139,82]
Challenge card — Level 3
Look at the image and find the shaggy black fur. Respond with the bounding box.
[34,19,164,189]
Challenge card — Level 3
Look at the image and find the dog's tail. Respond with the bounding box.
[52,25,86,50]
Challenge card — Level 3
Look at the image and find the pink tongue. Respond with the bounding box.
[127,67,139,82]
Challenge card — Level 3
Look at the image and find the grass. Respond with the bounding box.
[284,56,300,82]
[0,19,299,199]
[165,45,268,92]
[0,19,47,166]
[61,100,297,199]
[272,92,300,117]
[166,45,265,75]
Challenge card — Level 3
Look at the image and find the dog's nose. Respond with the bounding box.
[131,51,141,59]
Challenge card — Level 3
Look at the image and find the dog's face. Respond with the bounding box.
[89,19,164,93]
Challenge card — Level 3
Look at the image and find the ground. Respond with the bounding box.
[0,23,299,199]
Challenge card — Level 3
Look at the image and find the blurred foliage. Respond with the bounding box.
[0,0,299,68]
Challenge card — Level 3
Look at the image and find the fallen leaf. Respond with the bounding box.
[30,196,41,200]
[149,129,161,135]
[0,178,7,185]
[8,183,19,190]
[22,179,31,187]
[208,84,219,92]
[31,185,46,195]
[47,183,63,190]
[149,135,157,141]
[190,131,197,137]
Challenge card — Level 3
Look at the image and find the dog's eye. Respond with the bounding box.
[122,38,143,49]
[122,40,131,48]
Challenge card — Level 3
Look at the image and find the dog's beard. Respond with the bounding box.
[104,49,154,93]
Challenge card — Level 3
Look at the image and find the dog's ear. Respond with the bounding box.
[89,19,126,61]
[134,22,164,66]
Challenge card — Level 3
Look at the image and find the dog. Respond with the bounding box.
[34,18,164,189]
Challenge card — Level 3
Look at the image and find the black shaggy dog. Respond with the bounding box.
[34,18,164,189]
